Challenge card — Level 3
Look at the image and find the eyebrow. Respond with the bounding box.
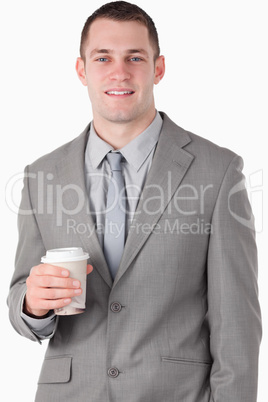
[89,48,149,58]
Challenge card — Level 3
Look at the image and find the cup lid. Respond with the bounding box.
[41,247,89,263]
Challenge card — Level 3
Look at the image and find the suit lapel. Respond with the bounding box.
[114,113,194,286]
[54,125,113,288]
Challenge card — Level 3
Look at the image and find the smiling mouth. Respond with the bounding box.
[106,90,135,96]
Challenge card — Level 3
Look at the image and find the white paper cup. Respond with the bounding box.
[41,247,89,315]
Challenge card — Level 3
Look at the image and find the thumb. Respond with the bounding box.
[87,264,93,275]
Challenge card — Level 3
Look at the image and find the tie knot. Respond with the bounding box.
[106,152,123,171]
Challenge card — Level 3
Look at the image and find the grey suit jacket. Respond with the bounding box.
[8,113,262,401]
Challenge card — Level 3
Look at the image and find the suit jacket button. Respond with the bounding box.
[108,367,120,378]
[110,302,122,313]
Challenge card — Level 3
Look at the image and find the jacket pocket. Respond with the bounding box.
[162,356,212,367]
[38,355,72,384]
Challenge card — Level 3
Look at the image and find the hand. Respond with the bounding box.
[24,263,93,318]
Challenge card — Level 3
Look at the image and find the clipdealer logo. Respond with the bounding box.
[228,170,263,233]
[5,170,214,224]
[5,169,263,232]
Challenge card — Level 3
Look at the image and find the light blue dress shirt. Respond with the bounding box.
[85,111,163,248]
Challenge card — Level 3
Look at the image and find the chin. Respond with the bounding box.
[104,111,138,124]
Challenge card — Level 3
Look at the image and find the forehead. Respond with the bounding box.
[86,18,152,53]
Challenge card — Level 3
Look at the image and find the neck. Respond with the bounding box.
[93,110,157,149]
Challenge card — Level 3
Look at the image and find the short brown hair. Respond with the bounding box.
[80,1,160,62]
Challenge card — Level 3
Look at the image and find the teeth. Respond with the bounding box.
[106,91,133,95]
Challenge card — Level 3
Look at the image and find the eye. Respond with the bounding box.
[97,58,109,62]
[130,57,142,62]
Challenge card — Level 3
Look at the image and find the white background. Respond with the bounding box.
[1,1,267,400]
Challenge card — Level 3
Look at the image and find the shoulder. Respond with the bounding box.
[27,124,90,173]
[187,129,239,169]
[161,112,240,171]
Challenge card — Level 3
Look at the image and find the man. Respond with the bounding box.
[8,1,261,401]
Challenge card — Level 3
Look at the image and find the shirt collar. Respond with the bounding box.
[87,111,163,171]
[120,112,163,171]
[87,126,114,170]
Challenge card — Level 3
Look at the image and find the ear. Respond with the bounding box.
[76,57,87,86]
[154,56,165,85]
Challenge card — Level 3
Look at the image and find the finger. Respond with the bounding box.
[31,264,70,278]
[31,286,82,300]
[87,264,93,275]
[27,274,80,289]
[32,297,73,312]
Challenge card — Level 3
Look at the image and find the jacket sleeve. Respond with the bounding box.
[207,155,262,401]
[7,166,58,343]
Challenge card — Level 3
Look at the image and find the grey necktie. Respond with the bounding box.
[104,152,126,279]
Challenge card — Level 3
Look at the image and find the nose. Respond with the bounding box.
[109,61,131,81]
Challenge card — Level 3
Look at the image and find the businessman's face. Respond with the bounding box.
[76,18,165,126]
